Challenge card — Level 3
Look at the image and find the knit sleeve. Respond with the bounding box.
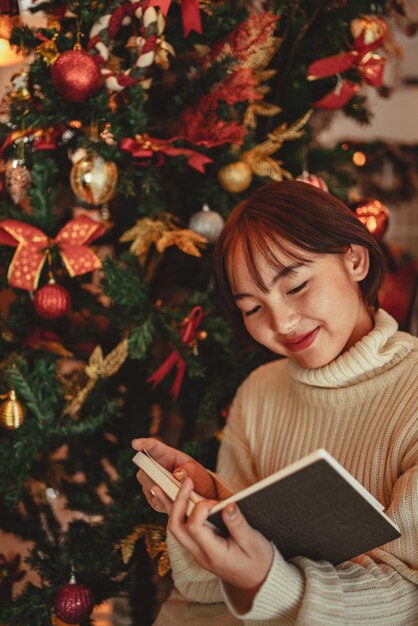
[167,381,260,605]
[221,426,418,624]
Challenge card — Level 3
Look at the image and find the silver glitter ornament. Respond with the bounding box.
[188,204,225,244]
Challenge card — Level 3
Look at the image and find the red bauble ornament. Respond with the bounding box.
[352,198,390,240]
[54,576,94,624]
[33,281,71,320]
[51,49,102,103]
[295,171,329,192]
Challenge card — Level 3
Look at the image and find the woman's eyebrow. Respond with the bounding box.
[232,262,305,301]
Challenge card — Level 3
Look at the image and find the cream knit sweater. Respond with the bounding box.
[159,310,418,625]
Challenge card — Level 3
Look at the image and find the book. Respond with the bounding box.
[132,448,401,565]
[133,449,205,517]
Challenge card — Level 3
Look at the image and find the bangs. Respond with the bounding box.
[227,212,312,294]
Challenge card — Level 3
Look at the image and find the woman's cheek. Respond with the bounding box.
[244,315,262,341]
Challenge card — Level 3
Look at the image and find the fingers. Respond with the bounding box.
[222,504,250,548]
[173,467,187,483]
[131,437,192,472]
[168,479,209,562]
[221,504,271,559]
[151,485,173,514]
[175,462,217,499]
[136,468,172,514]
[136,469,154,491]
[142,484,172,514]
[131,437,164,454]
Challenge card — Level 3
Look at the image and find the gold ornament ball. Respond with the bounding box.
[217,161,253,193]
[70,153,118,206]
[0,390,26,430]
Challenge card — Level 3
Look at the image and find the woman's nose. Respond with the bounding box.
[269,306,299,335]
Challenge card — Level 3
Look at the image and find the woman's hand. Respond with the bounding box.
[132,437,217,514]
[168,477,274,614]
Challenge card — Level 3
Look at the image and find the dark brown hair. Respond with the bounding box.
[214,181,386,338]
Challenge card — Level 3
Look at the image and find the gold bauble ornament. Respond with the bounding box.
[70,153,118,207]
[0,389,26,430]
[217,161,253,193]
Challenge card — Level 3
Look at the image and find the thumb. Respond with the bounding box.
[221,503,254,544]
[173,465,188,483]
[173,461,216,499]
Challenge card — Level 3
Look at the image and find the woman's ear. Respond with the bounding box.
[344,244,370,282]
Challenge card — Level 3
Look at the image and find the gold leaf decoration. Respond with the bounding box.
[241,109,314,181]
[120,214,207,266]
[155,229,207,256]
[64,338,129,416]
[117,524,170,577]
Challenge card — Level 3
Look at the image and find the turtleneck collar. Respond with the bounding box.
[288,309,414,390]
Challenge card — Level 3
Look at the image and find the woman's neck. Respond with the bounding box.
[342,303,375,353]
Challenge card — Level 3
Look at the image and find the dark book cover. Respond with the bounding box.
[208,456,401,565]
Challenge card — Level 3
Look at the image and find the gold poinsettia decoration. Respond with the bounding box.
[241,109,314,181]
[117,524,170,577]
[63,338,129,417]
[119,214,207,268]
[244,70,281,129]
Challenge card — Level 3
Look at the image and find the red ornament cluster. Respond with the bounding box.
[54,578,94,624]
[352,198,390,240]
[34,281,71,320]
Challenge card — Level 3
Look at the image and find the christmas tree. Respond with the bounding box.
[0,1,414,623]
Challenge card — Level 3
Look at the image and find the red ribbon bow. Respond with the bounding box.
[0,216,106,291]
[307,17,387,108]
[149,0,202,37]
[147,306,204,401]
[120,135,212,173]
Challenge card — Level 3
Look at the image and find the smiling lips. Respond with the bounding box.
[283,327,320,352]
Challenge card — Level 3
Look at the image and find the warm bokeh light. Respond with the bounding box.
[352,151,367,167]
[354,198,390,240]
[0,38,25,67]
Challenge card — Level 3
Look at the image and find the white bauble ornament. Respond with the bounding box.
[188,204,225,243]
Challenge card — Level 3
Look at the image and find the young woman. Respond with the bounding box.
[133,181,417,625]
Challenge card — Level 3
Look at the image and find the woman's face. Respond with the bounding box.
[227,240,373,368]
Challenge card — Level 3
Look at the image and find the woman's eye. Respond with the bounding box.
[244,305,261,317]
[287,281,308,295]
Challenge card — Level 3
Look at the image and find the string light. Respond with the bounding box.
[352,151,367,167]
[0,38,25,67]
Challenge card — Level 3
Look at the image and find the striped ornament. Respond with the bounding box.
[88,1,174,92]
[295,171,329,192]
